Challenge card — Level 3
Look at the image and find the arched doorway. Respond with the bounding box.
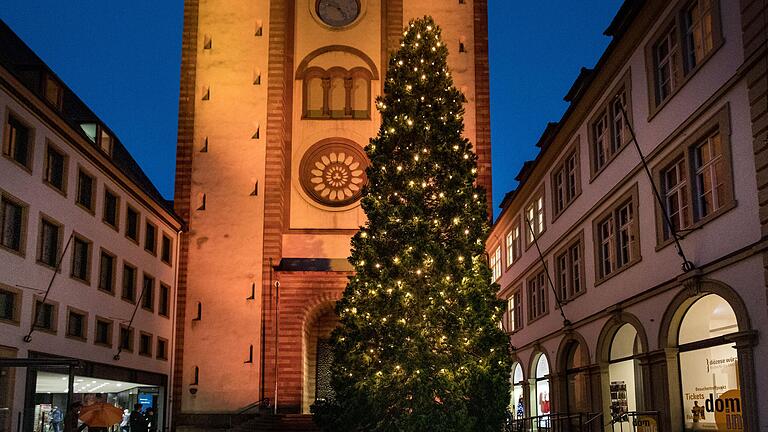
[607,323,642,428]
[530,353,551,419]
[676,294,741,431]
[302,302,339,413]
[563,341,590,414]
[510,362,526,419]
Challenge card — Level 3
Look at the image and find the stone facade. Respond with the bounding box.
[172,0,492,424]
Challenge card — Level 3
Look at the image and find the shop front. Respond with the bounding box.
[23,353,167,432]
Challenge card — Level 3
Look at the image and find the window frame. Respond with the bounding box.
[2,109,35,173]
[551,138,582,220]
[75,166,97,215]
[526,266,549,323]
[156,337,169,361]
[42,140,68,196]
[32,297,58,334]
[65,306,88,342]
[144,220,157,256]
[138,331,153,357]
[554,231,586,303]
[507,286,524,333]
[43,74,64,110]
[490,245,502,281]
[161,233,173,265]
[159,283,171,318]
[644,0,724,118]
[102,187,120,231]
[94,316,114,348]
[0,284,22,325]
[125,205,140,244]
[505,217,522,269]
[0,191,28,257]
[97,248,117,295]
[141,273,155,312]
[524,186,546,250]
[592,184,641,285]
[652,105,734,248]
[69,233,92,285]
[121,261,138,304]
[587,71,633,180]
[36,214,63,269]
[119,325,134,352]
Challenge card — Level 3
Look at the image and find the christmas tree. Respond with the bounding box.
[313,16,510,432]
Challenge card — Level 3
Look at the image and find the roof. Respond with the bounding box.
[496,0,646,216]
[0,19,178,218]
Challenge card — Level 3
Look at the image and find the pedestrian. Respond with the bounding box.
[50,405,64,432]
[145,407,157,432]
[120,408,130,432]
[63,402,86,432]
[129,403,148,432]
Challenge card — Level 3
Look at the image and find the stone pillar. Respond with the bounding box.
[549,372,565,415]
[725,330,758,432]
[587,364,603,415]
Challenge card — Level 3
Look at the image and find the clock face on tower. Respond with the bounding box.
[316,0,360,28]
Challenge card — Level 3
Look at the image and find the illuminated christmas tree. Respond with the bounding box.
[313,16,510,432]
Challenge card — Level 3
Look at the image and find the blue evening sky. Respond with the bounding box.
[1,1,622,219]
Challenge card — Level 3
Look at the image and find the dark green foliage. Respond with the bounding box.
[313,16,510,432]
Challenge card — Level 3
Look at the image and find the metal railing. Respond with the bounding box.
[505,412,601,432]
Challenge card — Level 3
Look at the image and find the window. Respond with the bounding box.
[161,234,172,264]
[527,269,548,322]
[66,308,87,340]
[507,289,523,332]
[506,220,521,267]
[122,263,137,302]
[552,145,581,217]
[142,274,155,312]
[1,195,25,254]
[302,68,372,120]
[98,250,116,294]
[119,326,134,352]
[79,123,113,155]
[156,338,168,360]
[654,108,733,243]
[103,189,119,229]
[125,206,139,242]
[555,233,584,302]
[70,235,91,283]
[2,113,32,170]
[594,187,640,282]
[647,0,721,111]
[490,246,501,281]
[44,75,64,110]
[98,129,113,155]
[76,169,95,212]
[33,300,57,333]
[95,318,113,347]
[589,73,632,175]
[0,287,20,323]
[159,283,170,317]
[43,143,67,193]
[525,189,545,246]
[37,217,62,268]
[144,222,157,255]
[139,332,153,357]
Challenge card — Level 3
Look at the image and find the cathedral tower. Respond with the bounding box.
[173,0,492,420]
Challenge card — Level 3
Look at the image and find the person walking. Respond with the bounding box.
[129,403,148,432]
[63,402,86,432]
[145,408,157,432]
[50,406,64,432]
[120,408,130,432]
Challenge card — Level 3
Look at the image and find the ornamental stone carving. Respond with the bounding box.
[300,140,368,207]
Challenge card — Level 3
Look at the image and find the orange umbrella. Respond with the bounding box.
[78,403,123,427]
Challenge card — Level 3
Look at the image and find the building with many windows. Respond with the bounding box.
[487,0,767,431]
[0,20,183,432]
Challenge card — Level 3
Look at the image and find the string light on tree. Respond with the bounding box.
[312,17,510,432]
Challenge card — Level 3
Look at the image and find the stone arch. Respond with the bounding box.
[656,277,758,432]
[658,277,752,349]
[295,45,380,80]
[300,293,342,413]
[555,331,590,374]
[527,348,552,380]
[555,331,594,414]
[595,311,649,364]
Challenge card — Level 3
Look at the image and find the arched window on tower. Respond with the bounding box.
[301,67,372,120]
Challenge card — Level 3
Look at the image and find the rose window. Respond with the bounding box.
[300,141,368,207]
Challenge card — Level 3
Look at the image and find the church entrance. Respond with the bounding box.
[302,303,338,413]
